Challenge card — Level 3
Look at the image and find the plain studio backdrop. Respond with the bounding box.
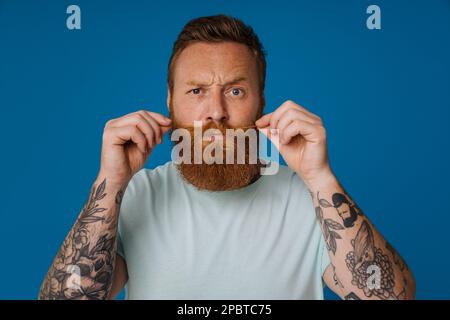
[0,0,449,299]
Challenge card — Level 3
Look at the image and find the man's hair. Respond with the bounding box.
[167,14,266,100]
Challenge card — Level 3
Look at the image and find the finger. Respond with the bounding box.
[255,112,273,128]
[258,127,281,149]
[280,119,323,145]
[136,110,172,144]
[270,102,319,131]
[110,110,171,128]
[139,112,163,145]
[143,113,173,144]
[269,103,291,130]
[110,125,148,154]
[109,113,157,149]
[146,111,172,127]
[161,125,172,135]
[276,108,316,133]
[283,100,322,122]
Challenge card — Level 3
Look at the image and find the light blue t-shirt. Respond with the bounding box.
[117,161,330,299]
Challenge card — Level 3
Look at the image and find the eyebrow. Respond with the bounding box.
[186,76,248,87]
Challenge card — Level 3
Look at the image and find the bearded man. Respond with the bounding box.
[39,15,415,300]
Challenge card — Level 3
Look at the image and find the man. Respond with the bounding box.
[39,15,415,300]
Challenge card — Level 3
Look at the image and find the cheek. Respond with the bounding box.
[171,98,202,121]
[227,109,256,125]
[230,100,260,121]
[337,207,349,218]
[343,205,351,216]
[173,108,201,123]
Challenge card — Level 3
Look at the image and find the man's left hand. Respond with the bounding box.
[255,100,334,189]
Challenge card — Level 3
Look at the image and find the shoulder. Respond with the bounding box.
[122,161,176,199]
[118,161,176,224]
[262,163,316,221]
[263,163,309,195]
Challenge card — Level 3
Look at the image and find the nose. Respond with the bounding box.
[202,89,229,124]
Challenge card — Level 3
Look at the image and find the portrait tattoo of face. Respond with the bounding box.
[331,192,363,228]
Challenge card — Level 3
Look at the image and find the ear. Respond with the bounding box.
[167,85,172,112]
[260,92,266,115]
[256,93,266,119]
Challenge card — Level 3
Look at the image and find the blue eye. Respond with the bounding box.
[231,88,241,96]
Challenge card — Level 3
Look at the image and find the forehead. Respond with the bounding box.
[173,42,258,84]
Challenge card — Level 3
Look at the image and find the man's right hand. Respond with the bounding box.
[98,110,172,186]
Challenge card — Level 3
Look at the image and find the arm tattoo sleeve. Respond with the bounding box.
[310,184,415,300]
[345,221,397,299]
[39,178,124,300]
[314,191,345,255]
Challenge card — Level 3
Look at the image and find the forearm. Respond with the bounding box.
[305,170,415,300]
[39,175,126,300]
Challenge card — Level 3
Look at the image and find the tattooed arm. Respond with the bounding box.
[309,173,416,300]
[39,177,127,300]
[39,110,172,300]
[255,100,416,300]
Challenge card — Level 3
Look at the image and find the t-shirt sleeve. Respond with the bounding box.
[114,170,143,260]
[286,167,331,286]
[116,230,125,259]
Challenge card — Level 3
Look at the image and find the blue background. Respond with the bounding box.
[0,0,449,299]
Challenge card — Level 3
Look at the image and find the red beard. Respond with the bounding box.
[170,120,265,191]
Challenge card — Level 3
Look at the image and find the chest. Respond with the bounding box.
[123,206,321,299]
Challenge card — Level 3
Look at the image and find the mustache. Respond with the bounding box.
[171,121,257,135]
